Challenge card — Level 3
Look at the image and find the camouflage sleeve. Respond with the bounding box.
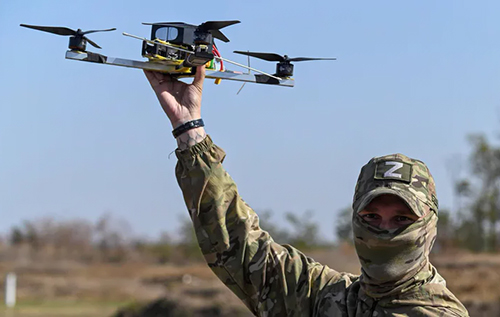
[382,305,467,317]
[175,135,345,316]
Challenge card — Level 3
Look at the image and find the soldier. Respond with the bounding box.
[144,66,469,316]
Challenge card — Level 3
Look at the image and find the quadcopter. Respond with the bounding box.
[20,21,336,88]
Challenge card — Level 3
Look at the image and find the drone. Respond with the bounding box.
[20,21,336,88]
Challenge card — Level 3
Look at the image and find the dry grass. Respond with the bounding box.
[1,247,500,316]
[0,302,122,317]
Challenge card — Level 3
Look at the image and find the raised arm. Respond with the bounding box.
[143,67,206,150]
[144,68,349,315]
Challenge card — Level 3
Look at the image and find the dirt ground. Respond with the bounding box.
[1,247,499,316]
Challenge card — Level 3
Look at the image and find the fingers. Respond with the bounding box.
[192,65,205,91]
[145,68,203,94]
[143,70,156,86]
[144,70,175,87]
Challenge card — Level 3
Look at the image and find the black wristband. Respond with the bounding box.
[172,119,204,138]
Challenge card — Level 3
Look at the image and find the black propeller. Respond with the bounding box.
[233,51,337,62]
[197,20,240,42]
[20,24,116,49]
[143,20,240,42]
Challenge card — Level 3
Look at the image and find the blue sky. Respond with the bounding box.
[1,1,500,241]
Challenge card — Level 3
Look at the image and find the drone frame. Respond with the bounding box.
[20,21,335,88]
[65,50,294,87]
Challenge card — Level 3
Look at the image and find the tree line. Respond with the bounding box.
[0,209,330,264]
[3,132,499,265]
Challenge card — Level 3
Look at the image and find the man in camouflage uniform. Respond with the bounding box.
[144,66,469,316]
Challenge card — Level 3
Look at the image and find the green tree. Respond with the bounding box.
[456,134,500,251]
[258,210,291,244]
[10,226,24,245]
[178,218,203,261]
[335,207,353,243]
[259,210,324,249]
[285,210,320,250]
[434,209,455,251]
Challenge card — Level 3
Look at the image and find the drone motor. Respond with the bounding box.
[234,51,336,77]
[277,60,294,77]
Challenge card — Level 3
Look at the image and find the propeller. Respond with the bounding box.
[233,51,336,62]
[20,24,116,49]
[143,20,240,43]
[197,20,240,43]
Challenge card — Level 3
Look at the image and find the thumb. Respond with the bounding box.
[192,65,205,91]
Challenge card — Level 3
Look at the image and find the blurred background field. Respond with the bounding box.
[3,111,500,317]
[1,205,500,316]
[0,246,500,316]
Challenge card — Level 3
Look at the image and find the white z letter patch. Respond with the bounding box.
[384,161,404,179]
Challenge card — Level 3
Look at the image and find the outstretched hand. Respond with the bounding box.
[144,66,205,128]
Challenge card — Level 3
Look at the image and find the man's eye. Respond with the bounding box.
[362,214,379,220]
[395,216,413,222]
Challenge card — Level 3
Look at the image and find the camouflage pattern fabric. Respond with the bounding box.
[353,153,439,219]
[352,154,439,299]
[175,136,469,316]
[352,210,439,298]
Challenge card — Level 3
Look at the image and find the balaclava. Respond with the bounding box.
[352,153,439,299]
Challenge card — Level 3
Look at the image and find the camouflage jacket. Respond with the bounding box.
[175,136,469,317]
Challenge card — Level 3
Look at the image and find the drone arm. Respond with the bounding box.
[214,56,282,81]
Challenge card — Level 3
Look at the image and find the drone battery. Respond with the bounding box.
[183,51,214,67]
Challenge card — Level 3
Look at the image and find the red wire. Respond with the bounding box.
[213,45,222,70]
[212,45,223,71]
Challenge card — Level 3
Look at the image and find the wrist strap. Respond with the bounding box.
[172,119,204,138]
